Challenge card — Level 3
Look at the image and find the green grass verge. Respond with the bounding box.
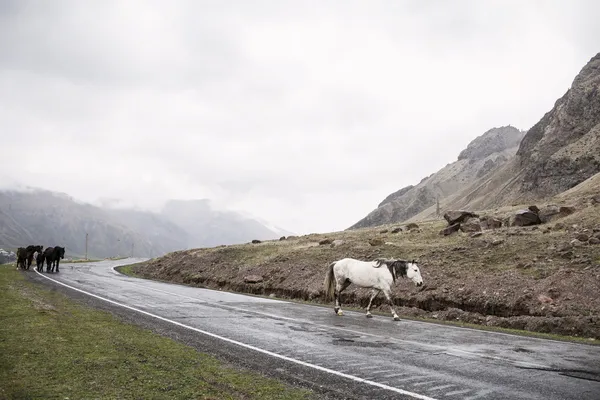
[114,262,145,278]
[0,264,314,400]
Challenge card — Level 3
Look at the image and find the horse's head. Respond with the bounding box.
[58,247,65,259]
[405,260,423,287]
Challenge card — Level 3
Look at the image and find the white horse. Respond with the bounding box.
[324,257,423,321]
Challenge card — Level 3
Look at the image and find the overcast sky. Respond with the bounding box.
[1,0,599,234]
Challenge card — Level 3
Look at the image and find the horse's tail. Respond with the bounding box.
[324,261,337,300]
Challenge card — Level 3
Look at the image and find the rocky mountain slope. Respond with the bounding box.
[353,52,600,228]
[350,125,526,229]
[0,189,293,258]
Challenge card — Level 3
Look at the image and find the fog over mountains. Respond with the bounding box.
[0,187,294,258]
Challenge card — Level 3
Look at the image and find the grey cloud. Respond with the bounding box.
[1,0,599,234]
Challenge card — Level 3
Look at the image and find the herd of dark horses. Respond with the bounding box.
[16,245,66,273]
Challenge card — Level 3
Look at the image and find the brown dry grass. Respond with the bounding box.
[130,192,600,341]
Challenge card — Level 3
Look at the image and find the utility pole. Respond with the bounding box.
[85,232,88,260]
[436,194,440,218]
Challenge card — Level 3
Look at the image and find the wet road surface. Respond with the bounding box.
[31,259,600,400]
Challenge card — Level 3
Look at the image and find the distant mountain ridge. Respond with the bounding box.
[0,188,293,258]
[350,125,526,229]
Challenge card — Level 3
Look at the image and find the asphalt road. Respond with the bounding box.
[30,258,600,400]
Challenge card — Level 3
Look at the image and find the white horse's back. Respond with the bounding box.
[333,258,391,289]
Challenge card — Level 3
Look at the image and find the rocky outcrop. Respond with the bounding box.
[514,53,600,198]
[349,126,526,229]
[390,53,600,224]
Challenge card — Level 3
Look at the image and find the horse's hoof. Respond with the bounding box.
[393,315,401,321]
[337,310,344,316]
[366,313,373,318]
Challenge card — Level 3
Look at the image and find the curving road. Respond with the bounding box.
[30,258,600,400]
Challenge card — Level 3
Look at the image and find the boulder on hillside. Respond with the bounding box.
[251,239,262,244]
[279,236,287,241]
[444,210,479,225]
[559,206,576,216]
[539,205,560,222]
[391,227,402,233]
[528,205,541,214]
[512,210,542,226]
[330,239,345,248]
[460,218,482,233]
[480,216,502,230]
[440,223,461,236]
[369,238,384,246]
[319,238,333,245]
[405,222,420,230]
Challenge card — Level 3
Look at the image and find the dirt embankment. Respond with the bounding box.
[132,202,600,340]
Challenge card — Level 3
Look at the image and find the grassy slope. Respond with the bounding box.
[0,264,313,400]
[130,195,600,340]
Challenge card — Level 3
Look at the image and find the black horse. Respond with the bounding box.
[44,246,65,273]
[25,245,43,270]
[36,251,46,272]
[16,247,27,269]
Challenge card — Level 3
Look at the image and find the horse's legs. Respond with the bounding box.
[334,279,351,316]
[382,289,400,321]
[365,289,381,318]
[55,259,60,273]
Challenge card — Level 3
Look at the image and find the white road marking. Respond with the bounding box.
[113,271,551,370]
[34,269,439,400]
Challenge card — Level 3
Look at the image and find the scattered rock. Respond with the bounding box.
[512,209,542,227]
[570,239,585,247]
[405,222,420,230]
[391,227,402,233]
[251,239,262,244]
[244,275,264,284]
[470,232,483,238]
[380,229,389,234]
[368,238,384,246]
[491,238,505,246]
[279,236,287,241]
[440,223,461,236]
[591,195,600,204]
[538,205,560,222]
[528,205,541,214]
[558,250,574,259]
[460,218,482,233]
[575,233,589,242]
[444,210,479,225]
[480,216,502,229]
[537,294,553,304]
[554,222,566,230]
[589,237,600,245]
[330,239,345,248]
[319,238,333,245]
[559,206,576,216]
